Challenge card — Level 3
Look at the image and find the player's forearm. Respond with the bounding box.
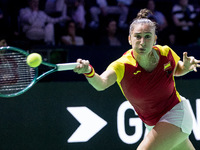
[86,73,108,91]
[174,61,191,76]
[74,59,116,90]
[85,70,117,91]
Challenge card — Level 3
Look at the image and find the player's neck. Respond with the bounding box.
[134,49,159,71]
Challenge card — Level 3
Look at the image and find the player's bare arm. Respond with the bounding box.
[174,52,200,76]
[74,59,117,91]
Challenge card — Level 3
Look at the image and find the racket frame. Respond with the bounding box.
[0,46,39,97]
[0,46,78,98]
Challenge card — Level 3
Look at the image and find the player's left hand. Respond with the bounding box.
[183,52,200,72]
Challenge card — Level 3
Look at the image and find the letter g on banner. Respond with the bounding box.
[117,101,143,144]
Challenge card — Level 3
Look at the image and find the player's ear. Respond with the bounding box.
[128,36,132,45]
[154,35,157,45]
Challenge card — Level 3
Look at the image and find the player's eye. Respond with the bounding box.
[145,35,151,39]
[135,35,141,39]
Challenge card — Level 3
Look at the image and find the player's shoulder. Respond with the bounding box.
[118,49,137,66]
[121,49,132,58]
[153,45,173,57]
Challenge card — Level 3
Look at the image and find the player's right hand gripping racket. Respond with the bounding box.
[0,46,79,98]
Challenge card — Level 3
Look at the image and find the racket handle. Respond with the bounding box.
[56,62,79,71]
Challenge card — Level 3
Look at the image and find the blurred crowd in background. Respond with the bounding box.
[0,0,199,49]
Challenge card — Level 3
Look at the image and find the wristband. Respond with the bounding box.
[84,65,95,78]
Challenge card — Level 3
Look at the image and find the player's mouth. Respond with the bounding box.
[139,48,145,52]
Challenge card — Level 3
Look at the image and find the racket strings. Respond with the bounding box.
[0,51,35,95]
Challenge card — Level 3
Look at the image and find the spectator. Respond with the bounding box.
[19,0,69,45]
[99,19,123,46]
[117,0,133,27]
[44,0,70,45]
[146,0,172,45]
[147,0,168,32]
[88,0,131,29]
[172,0,198,46]
[61,20,84,45]
[44,0,67,17]
[66,0,86,30]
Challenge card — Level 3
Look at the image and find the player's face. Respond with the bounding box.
[129,24,156,56]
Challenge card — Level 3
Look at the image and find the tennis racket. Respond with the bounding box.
[0,46,79,98]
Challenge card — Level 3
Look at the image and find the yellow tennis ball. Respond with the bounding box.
[26,53,42,68]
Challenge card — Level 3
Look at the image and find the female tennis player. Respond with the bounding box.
[74,9,200,150]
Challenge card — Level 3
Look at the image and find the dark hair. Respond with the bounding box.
[129,8,157,35]
[136,8,152,19]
